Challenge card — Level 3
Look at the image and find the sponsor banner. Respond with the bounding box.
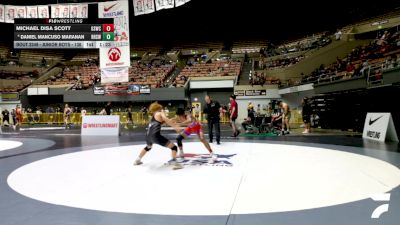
[362,113,398,142]
[99,46,130,68]
[155,0,174,11]
[38,5,49,18]
[26,6,38,19]
[234,90,267,96]
[98,1,126,18]
[15,6,26,19]
[139,85,151,94]
[81,115,120,136]
[0,5,4,23]
[133,0,156,16]
[103,84,150,96]
[69,4,88,18]
[93,86,105,95]
[51,4,69,18]
[101,67,129,84]
[127,84,140,95]
[175,0,190,7]
[5,5,16,23]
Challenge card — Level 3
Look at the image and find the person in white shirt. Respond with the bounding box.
[335,29,342,41]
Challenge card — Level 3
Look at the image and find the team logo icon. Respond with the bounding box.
[108,47,121,62]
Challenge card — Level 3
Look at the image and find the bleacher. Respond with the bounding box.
[173,60,242,87]
[0,43,9,58]
[19,49,64,61]
[301,27,400,85]
[70,50,99,63]
[40,65,98,88]
[0,66,41,92]
[128,62,175,88]
[232,40,268,54]
[0,78,32,92]
[171,41,224,52]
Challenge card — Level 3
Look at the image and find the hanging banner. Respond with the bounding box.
[5,5,16,23]
[60,5,70,18]
[98,1,130,69]
[51,5,61,18]
[98,1,130,43]
[155,0,174,11]
[15,6,26,19]
[133,0,155,16]
[100,46,131,68]
[69,4,88,18]
[51,5,69,18]
[26,6,38,19]
[0,5,4,23]
[175,0,190,7]
[101,67,129,84]
[38,5,49,18]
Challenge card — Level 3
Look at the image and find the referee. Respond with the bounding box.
[203,95,221,145]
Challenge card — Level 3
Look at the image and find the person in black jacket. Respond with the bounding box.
[203,95,221,144]
[302,97,312,134]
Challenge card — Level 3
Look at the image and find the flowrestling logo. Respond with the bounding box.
[180,153,237,167]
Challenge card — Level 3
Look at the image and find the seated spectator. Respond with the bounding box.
[335,29,342,41]
[242,117,253,132]
[41,57,47,67]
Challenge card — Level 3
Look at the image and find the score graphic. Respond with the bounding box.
[13,19,123,49]
[102,24,115,41]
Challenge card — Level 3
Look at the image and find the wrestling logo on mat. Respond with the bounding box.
[180,153,237,167]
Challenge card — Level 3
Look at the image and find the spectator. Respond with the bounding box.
[105,102,112,115]
[278,101,291,135]
[81,107,87,117]
[1,109,10,127]
[241,117,253,132]
[64,104,72,128]
[247,102,255,124]
[302,98,312,134]
[335,29,342,41]
[11,109,17,128]
[41,57,47,67]
[229,95,239,137]
[16,105,23,127]
[127,106,133,125]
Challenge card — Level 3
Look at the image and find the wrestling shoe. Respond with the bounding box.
[166,159,183,170]
[133,159,143,165]
[208,153,218,163]
[177,151,185,159]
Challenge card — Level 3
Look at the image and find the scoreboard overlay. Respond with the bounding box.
[13,19,124,49]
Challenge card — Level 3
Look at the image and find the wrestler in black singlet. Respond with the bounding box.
[146,115,170,147]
